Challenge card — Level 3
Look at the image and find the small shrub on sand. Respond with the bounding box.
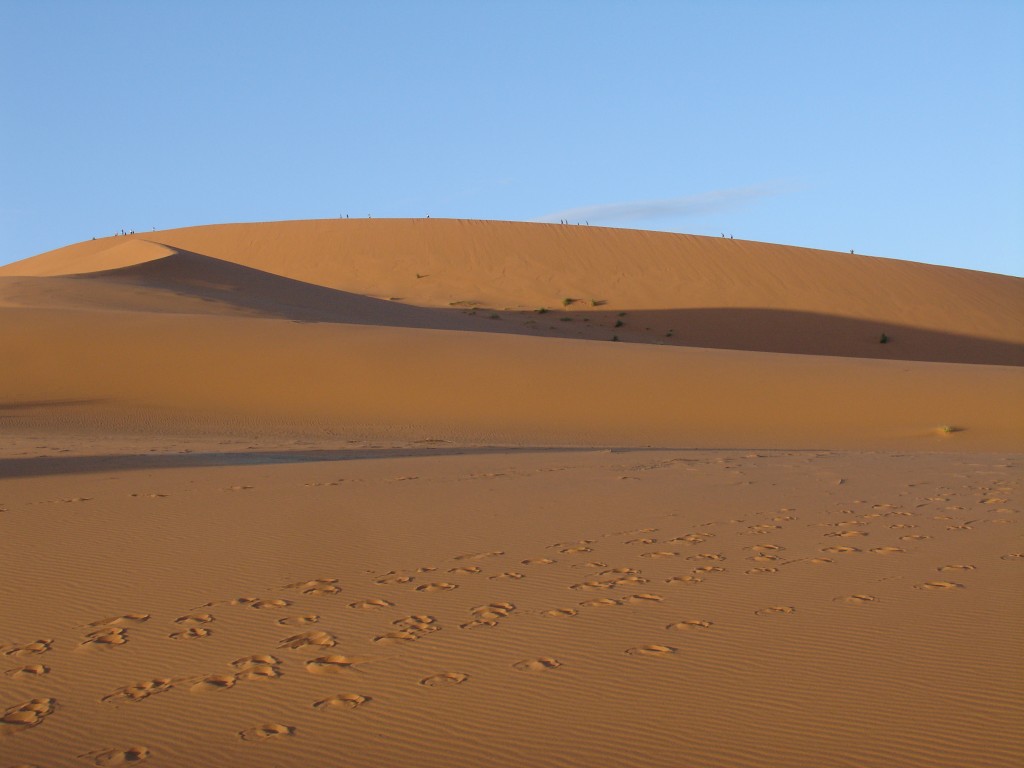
[879,333,889,344]
[536,307,549,314]
[614,319,624,328]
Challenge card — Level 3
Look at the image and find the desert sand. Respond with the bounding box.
[1,219,1021,767]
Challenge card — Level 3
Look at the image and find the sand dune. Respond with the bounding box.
[1,219,1021,767]
[3,219,1021,363]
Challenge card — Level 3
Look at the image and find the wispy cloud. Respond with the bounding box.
[535,184,785,224]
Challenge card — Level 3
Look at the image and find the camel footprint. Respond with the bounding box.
[314,693,371,711]
[419,672,469,687]
[914,581,965,590]
[5,664,49,680]
[1,639,52,658]
[239,723,294,741]
[755,606,795,616]
[833,595,878,606]
[1,697,57,731]
[102,678,174,703]
[78,746,150,766]
[512,657,562,672]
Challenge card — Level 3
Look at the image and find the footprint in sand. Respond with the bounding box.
[471,602,516,620]
[613,575,649,586]
[1000,553,1023,560]
[938,564,976,572]
[870,547,905,555]
[755,606,795,616]
[349,599,394,610]
[490,572,525,580]
[1,640,53,658]
[393,614,439,632]
[233,655,283,680]
[821,546,861,554]
[374,571,416,585]
[512,657,562,672]
[747,554,782,563]
[81,628,129,647]
[5,664,50,680]
[521,558,557,565]
[579,598,621,607]
[745,544,786,553]
[305,656,368,674]
[665,575,703,585]
[667,620,713,630]
[692,565,725,574]
[559,545,593,554]
[626,538,658,545]
[314,693,370,711]
[833,595,878,606]
[239,723,295,741]
[374,631,420,644]
[77,746,150,766]
[806,557,834,565]
[277,614,320,626]
[625,645,677,657]
[251,599,291,610]
[175,613,214,626]
[448,566,482,575]
[900,534,931,541]
[278,630,336,650]
[419,672,469,687]
[285,578,341,596]
[102,679,175,703]
[744,567,778,575]
[189,674,235,693]
[416,582,458,592]
[1,698,57,730]
[541,608,578,618]
[687,553,726,561]
[168,628,211,640]
[623,593,663,604]
[914,581,965,590]
[640,551,679,559]
[570,580,616,591]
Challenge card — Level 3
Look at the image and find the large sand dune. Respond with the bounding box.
[1,219,1021,448]
[1,220,1021,767]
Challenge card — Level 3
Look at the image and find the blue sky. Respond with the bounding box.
[1,0,1021,276]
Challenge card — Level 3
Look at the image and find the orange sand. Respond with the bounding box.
[0,220,1020,767]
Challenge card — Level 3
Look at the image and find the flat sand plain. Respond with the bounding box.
[1,220,1021,766]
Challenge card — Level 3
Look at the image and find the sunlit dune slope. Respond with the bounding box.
[3,218,1021,364]
[3,305,1022,450]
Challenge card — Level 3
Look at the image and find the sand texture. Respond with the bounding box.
[1,220,1021,766]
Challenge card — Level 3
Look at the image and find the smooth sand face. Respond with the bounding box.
[0,220,1021,766]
